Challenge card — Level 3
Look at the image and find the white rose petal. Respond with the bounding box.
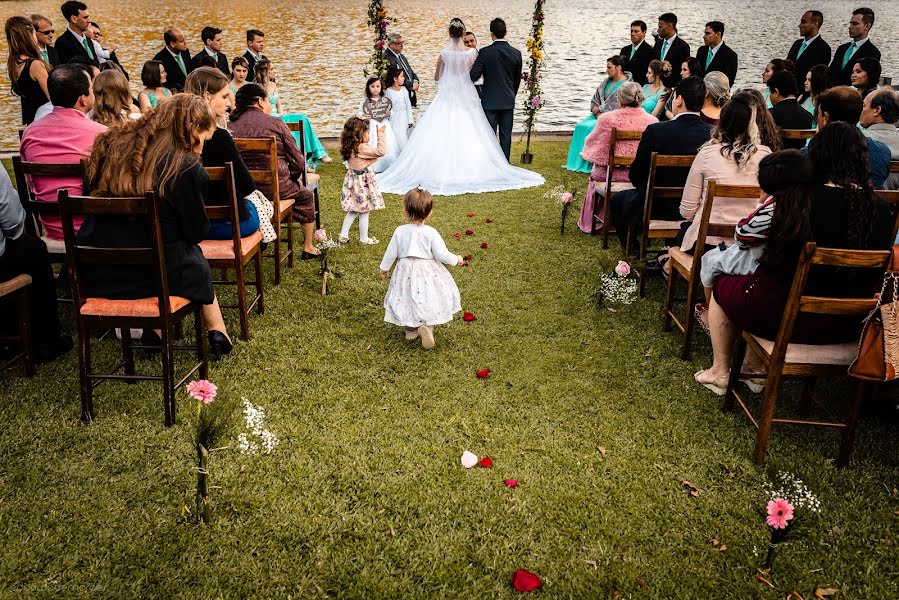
[460,451,479,469]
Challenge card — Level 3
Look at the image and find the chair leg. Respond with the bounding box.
[602,192,612,250]
[663,266,677,332]
[272,213,282,286]
[235,259,250,342]
[121,328,135,378]
[838,382,868,467]
[680,276,698,361]
[314,188,321,230]
[195,306,208,380]
[160,326,175,427]
[254,251,265,315]
[77,320,94,423]
[286,211,295,269]
[17,287,34,377]
[754,368,785,465]
[798,377,816,418]
[723,335,747,412]
[590,187,598,236]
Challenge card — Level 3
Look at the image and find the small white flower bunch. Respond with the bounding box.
[764,471,821,514]
[598,262,638,305]
[237,397,279,455]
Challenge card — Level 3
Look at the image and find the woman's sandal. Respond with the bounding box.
[694,370,729,396]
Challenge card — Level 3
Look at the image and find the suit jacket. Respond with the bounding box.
[769,98,813,149]
[696,43,738,86]
[54,28,99,66]
[470,40,522,111]
[828,39,881,86]
[653,35,690,83]
[42,45,60,67]
[620,41,654,85]
[786,36,832,83]
[384,48,419,107]
[192,49,230,77]
[153,47,193,92]
[242,50,266,80]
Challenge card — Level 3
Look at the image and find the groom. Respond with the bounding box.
[470,18,522,161]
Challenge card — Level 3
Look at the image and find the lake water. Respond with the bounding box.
[1,0,897,149]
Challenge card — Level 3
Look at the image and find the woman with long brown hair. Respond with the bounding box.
[5,16,50,124]
[77,94,234,358]
[89,69,134,127]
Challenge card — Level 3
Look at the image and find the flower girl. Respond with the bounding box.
[339,117,386,244]
[384,65,414,152]
[379,188,463,349]
[358,76,399,172]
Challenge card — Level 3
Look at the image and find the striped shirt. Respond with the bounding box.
[735,195,775,245]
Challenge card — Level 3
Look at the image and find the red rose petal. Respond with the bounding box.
[485,218,493,223]
[512,569,541,592]
[461,262,469,267]
[464,255,473,260]
[467,213,475,217]
[504,479,519,488]
[480,242,489,249]
[479,456,493,468]
[463,311,476,322]
[476,368,491,379]
[465,229,474,235]
[453,233,461,238]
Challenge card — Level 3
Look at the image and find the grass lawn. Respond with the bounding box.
[1,140,898,598]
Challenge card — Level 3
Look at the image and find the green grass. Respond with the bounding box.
[1,141,898,598]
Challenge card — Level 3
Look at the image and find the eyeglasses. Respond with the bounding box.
[38,29,55,35]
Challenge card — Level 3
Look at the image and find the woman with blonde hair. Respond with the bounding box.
[701,71,730,125]
[5,16,50,124]
[89,69,135,127]
[76,94,234,359]
[252,58,281,115]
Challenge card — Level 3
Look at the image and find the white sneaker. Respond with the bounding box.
[338,235,349,244]
[359,237,379,245]
[418,325,435,349]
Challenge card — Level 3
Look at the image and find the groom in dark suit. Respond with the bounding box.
[470,18,522,162]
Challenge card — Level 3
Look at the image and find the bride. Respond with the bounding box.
[376,18,544,196]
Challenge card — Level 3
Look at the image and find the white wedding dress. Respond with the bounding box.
[376,39,544,196]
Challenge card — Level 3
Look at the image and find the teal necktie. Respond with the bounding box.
[841,43,857,69]
[660,39,669,60]
[630,45,636,60]
[175,53,187,75]
[705,49,713,69]
[81,37,93,60]
[40,49,49,63]
[797,40,808,59]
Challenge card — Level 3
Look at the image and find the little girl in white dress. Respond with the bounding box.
[379,188,463,349]
[384,65,414,152]
[358,77,399,173]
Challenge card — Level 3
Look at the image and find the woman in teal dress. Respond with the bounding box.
[137,60,172,113]
[641,60,671,117]
[564,55,632,173]
[798,65,830,128]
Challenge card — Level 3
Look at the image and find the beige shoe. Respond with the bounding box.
[321,156,333,164]
[418,325,435,349]
[404,327,420,340]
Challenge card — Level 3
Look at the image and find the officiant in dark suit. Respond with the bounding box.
[620,20,653,86]
[384,33,420,107]
[153,26,192,92]
[786,11,832,83]
[55,1,99,66]
[696,21,738,86]
[828,7,880,87]
[243,29,265,79]
[652,13,690,84]
[192,27,229,76]
[470,18,522,161]
[463,32,484,98]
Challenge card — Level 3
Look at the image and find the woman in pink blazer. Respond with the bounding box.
[577,82,658,234]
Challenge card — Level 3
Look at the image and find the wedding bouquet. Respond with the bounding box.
[597,261,639,306]
[761,471,821,570]
[314,228,341,295]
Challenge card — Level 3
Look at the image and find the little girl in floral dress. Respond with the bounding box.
[379,188,463,350]
[339,116,386,244]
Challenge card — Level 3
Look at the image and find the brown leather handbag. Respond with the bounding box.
[849,247,899,381]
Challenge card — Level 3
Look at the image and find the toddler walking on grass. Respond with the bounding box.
[380,188,463,349]
[338,116,386,244]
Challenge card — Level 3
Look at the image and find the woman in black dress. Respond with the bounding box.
[4,16,50,124]
[77,94,234,358]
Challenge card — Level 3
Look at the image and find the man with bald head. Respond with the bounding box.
[152,26,192,91]
[384,32,420,106]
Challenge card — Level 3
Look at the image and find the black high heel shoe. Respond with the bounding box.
[208,330,233,361]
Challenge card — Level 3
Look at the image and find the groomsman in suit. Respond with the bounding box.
[54,1,99,66]
[192,27,229,76]
[470,18,522,161]
[243,29,266,80]
[463,32,484,98]
[621,20,653,86]
[385,33,420,107]
[652,13,690,84]
[786,11,832,84]
[31,15,60,66]
[696,21,738,86]
[828,7,880,87]
[766,71,813,149]
[153,27,193,92]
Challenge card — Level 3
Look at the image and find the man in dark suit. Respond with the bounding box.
[31,14,61,66]
[384,32,420,107]
[470,18,522,162]
[653,13,689,85]
[696,21,738,86]
[620,20,654,86]
[54,1,99,66]
[767,71,813,149]
[192,27,229,76]
[786,11,832,84]
[463,32,483,98]
[828,7,880,87]
[242,29,266,79]
[152,27,192,92]
[610,77,713,249]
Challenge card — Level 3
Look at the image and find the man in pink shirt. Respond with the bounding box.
[20,63,106,240]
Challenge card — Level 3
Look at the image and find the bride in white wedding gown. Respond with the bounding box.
[376,20,545,196]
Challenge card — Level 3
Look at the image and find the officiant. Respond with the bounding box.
[385,33,420,107]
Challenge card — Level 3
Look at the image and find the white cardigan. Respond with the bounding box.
[380,224,461,272]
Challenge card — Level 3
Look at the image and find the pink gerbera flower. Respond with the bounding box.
[186,379,217,405]
[766,498,794,529]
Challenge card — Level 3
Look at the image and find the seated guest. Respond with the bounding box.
[55,1,98,66]
[152,26,192,92]
[640,59,671,117]
[760,58,795,107]
[20,64,106,240]
[676,92,772,257]
[229,56,249,94]
[184,67,261,239]
[621,20,653,86]
[610,76,713,249]
[89,69,134,126]
[697,21,738,86]
[5,16,50,125]
[680,57,703,81]
[817,86,890,188]
[228,84,319,258]
[564,55,632,174]
[696,123,891,393]
[253,59,282,115]
[31,14,60,66]
[743,90,783,153]
[576,82,658,234]
[860,88,899,189]
[242,29,266,79]
[192,26,229,76]
[850,56,880,99]
[701,71,730,125]
[78,94,233,359]
[137,60,172,112]
[0,167,72,363]
[799,64,831,117]
[828,7,880,87]
[767,71,813,149]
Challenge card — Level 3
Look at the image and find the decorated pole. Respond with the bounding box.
[521,0,545,164]
[365,0,396,79]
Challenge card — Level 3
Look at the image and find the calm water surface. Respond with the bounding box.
[1,0,897,148]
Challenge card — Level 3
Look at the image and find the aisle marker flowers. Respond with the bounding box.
[761,472,821,570]
[364,0,396,79]
[520,0,546,163]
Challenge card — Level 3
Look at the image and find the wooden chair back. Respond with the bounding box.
[877,190,899,241]
[234,137,280,202]
[889,160,899,174]
[11,155,88,240]
[284,120,312,189]
[780,128,816,141]
[594,128,644,247]
[203,162,242,252]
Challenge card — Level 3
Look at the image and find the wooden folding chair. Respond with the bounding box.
[591,128,644,249]
[58,190,208,426]
[780,128,817,142]
[723,242,891,466]
[663,180,761,360]
[636,153,692,296]
[877,189,899,241]
[0,274,34,377]
[199,163,264,342]
[285,119,321,230]
[235,137,295,285]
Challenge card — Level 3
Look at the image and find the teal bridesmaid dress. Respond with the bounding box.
[563,114,596,173]
[280,111,330,169]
